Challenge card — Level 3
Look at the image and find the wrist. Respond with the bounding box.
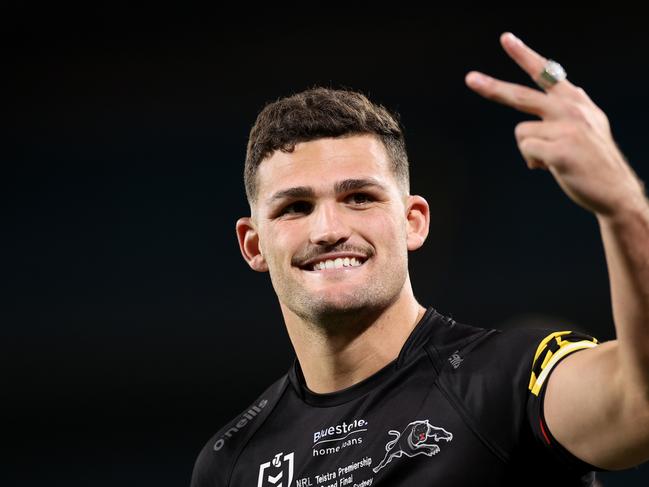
[596,191,649,228]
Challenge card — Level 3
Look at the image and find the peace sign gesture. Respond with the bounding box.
[465,32,646,218]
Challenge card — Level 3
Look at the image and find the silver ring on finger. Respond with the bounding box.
[535,59,567,90]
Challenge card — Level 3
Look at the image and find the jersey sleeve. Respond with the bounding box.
[430,319,604,482]
[525,330,603,472]
[190,375,289,487]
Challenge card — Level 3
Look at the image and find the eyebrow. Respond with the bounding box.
[266,178,388,206]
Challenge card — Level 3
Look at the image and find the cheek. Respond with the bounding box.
[262,223,301,260]
[274,221,303,245]
[366,213,408,244]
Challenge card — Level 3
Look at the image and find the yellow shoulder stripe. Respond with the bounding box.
[532,331,572,364]
[529,340,598,396]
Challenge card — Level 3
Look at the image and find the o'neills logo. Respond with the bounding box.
[213,399,268,451]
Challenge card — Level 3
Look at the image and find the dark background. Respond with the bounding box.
[4,5,648,485]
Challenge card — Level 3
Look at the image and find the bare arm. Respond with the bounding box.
[466,32,649,469]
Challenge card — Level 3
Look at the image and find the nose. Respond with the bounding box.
[309,200,351,246]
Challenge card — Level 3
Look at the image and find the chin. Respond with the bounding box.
[291,290,400,329]
[277,264,408,326]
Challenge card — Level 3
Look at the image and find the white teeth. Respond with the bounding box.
[310,257,365,271]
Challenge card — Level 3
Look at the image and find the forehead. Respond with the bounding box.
[256,134,395,200]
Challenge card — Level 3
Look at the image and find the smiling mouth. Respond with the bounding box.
[300,256,368,272]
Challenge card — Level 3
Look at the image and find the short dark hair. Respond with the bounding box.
[244,87,410,205]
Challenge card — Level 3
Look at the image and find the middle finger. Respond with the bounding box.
[501,32,577,98]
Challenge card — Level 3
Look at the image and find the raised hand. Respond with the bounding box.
[465,32,646,218]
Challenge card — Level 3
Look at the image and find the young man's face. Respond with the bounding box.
[237,134,429,325]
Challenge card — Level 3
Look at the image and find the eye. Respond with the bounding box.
[347,192,374,205]
[278,201,313,216]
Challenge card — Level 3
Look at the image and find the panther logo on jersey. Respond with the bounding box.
[257,451,294,487]
[373,420,453,473]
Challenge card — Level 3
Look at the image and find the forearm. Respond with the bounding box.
[597,192,649,394]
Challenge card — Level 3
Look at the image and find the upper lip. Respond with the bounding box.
[299,252,368,269]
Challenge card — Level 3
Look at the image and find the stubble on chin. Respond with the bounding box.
[283,273,405,334]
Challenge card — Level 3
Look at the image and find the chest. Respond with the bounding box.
[231,370,508,486]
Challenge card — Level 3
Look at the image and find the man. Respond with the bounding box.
[191,32,649,486]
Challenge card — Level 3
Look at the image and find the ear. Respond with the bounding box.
[235,217,268,272]
[405,195,430,251]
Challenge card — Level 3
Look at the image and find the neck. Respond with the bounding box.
[280,280,426,394]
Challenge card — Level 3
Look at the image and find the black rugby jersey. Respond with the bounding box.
[191,307,602,486]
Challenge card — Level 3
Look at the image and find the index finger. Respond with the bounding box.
[501,32,577,97]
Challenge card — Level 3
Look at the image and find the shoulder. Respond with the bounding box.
[427,318,558,399]
[428,314,599,464]
[422,309,598,380]
[442,324,598,393]
[190,374,290,487]
[422,312,550,369]
[466,326,599,393]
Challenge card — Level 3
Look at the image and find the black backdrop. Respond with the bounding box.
[4,5,649,486]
